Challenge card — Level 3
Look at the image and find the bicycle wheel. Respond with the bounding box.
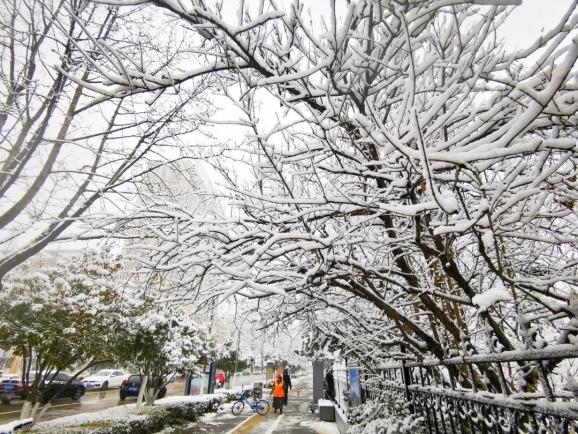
[232,400,244,415]
[256,399,270,415]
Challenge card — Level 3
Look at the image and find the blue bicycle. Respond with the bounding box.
[231,389,270,415]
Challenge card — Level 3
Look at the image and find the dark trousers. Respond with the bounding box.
[273,397,284,411]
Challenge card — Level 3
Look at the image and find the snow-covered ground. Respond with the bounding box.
[299,420,340,434]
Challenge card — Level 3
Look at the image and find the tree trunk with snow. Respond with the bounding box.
[136,374,148,410]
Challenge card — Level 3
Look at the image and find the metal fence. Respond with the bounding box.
[332,360,350,411]
[355,345,578,434]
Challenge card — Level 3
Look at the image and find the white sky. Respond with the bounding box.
[500,0,575,49]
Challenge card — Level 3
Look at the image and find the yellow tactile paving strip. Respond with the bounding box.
[231,413,264,433]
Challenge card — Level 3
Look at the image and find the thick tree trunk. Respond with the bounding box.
[136,375,148,410]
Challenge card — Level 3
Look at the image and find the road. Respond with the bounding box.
[0,378,186,425]
[0,374,268,425]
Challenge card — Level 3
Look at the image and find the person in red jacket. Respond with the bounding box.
[270,373,285,414]
[216,371,225,388]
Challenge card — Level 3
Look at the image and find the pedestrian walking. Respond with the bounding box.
[270,373,285,414]
[282,367,292,405]
[216,371,225,388]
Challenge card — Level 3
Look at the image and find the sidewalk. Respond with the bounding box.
[181,377,339,434]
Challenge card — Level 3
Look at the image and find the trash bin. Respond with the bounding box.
[253,381,263,399]
[318,399,335,422]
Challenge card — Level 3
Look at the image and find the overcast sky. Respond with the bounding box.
[501,0,575,49]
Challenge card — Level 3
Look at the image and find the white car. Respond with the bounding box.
[82,369,128,390]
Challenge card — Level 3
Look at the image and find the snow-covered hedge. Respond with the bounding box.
[346,394,425,434]
[23,393,236,434]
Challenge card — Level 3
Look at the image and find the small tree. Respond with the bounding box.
[218,351,249,385]
[0,249,125,420]
[115,305,212,407]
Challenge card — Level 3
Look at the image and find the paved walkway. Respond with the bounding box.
[180,376,339,434]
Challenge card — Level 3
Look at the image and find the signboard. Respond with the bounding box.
[190,377,203,395]
[348,368,362,407]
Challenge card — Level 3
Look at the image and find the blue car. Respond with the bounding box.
[119,375,166,401]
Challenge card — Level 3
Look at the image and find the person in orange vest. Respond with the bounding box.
[270,373,285,414]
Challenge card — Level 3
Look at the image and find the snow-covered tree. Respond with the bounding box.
[114,304,213,407]
[0,249,126,420]
[0,0,212,281]
[62,0,577,392]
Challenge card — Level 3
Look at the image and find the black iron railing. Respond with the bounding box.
[360,345,578,434]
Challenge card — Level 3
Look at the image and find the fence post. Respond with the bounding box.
[400,345,413,413]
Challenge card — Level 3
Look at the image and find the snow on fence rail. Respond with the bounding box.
[375,344,578,368]
[352,346,578,434]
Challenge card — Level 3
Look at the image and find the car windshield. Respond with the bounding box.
[128,375,142,384]
[94,370,114,376]
[47,373,70,381]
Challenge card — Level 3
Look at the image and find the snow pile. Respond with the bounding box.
[0,418,33,434]
[438,190,458,214]
[155,393,231,405]
[472,282,511,312]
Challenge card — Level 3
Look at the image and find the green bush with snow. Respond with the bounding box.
[23,394,235,434]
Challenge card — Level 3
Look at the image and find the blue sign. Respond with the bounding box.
[349,368,362,406]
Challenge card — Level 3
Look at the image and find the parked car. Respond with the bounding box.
[0,374,14,381]
[0,376,26,404]
[39,372,85,403]
[82,369,128,390]
[0,374,19,383]
[119,375,166,401]
[0,372,84,404]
